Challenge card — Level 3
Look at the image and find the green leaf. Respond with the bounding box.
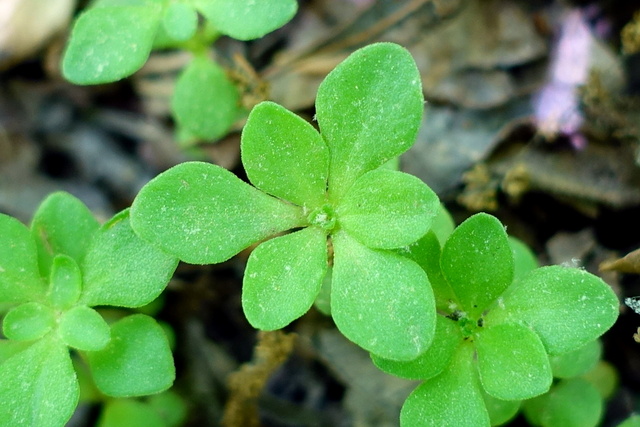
[540,378,603,427]
[331,231,435,361]
[372,315,462,380]
[583,361,618,399]
[31,191,100,277]
[431,204,455,245]
[337,169,439,249]
[0,214,44,303]
[58,306,111,351]
[400,231,457,311]
[316,43,424,199]
[97,399,166,427]
[48,254,82,309]
[0,340,32,364]
[130,161,306,264]
[242,101,329,208]
[243,227,327,330]
[509,236,539,282]
[87,314,174,397]
[147,391,188,427]
[481,389,520,426]
[549,340,601,379]
[193,0,297,40]
[161,2,198,42]
[2,302,56,341]
[475,323,552,400]
[80,210,178,307]
[62,5,162,84]
[487,266,619,355]
[0,335,78,427]
[441,213,514,316]
[400,343,490,427]
[171,56,241,141]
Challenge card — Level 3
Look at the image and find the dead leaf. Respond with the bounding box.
[600,247,640,274]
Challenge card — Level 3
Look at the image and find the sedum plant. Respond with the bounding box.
[62,0,298,145]
[372,212,619,426]
[0,192,178,426]
[130,42,441,361]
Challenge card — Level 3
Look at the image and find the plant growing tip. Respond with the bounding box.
[130,42,441,360]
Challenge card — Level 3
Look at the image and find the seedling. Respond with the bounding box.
[372,213,619,426]
[62,0,298,145]
[130,43,441,361]
[0,192,178,426]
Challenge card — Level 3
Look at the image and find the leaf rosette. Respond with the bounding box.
[131,43,440,360]
[0,192,178,426]
[372,212,619,426]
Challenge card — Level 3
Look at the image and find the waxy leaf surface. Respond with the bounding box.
[2,302,55,341]
[243,227,328,330]
[441,213,513,316]
[48,254,82,310]
[400,343,489,427]
[242,101,329,208]
[171,56,240,141]
[162,2,198,42]
[487,266,619,355]
[337,169,438,249]
[0,214,43,303]
[193,0,297,40]
[372,315,462,380]
[81,210,178,307]
[331,231,435,361]
[316,43,424,199]
[58,306,111,351]
[476,323,552,400]
[87,314,174,397]
[131,162,306,264]
[62,6,161,84]
[549,339,601,379]
[541,378,602,427]
[0,336,78,427]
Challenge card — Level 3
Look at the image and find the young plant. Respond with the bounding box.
[130,43,441,361]
[0,192,178,426]
[372,212,619,426]
[62,0,298,145]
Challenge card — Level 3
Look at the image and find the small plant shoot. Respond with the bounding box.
[61,0,298,145]
[131,43,441,361]
[0,192,178,426]
[372,212,619,426]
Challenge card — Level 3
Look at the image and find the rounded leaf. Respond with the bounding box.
[482,390,521,426]
[337,169,439,249]
[400,343,490,427]
[549,339,601,379]
[331,231,436,361]
[541,378,603,427]
[130,161,306,264]
[62,6,162,84]
[0,214,43,303]
[476,323,552,400]
[98,399,165,427]
[30,191,100,277]
[161,2,198,42]
[372,315,462,380]
[0,335,78,427]
[80,210,178,307]
[171,56,240,141]
[316,43,424,199]
[58,306,111,351]
[87,314,175,397]
[48,254,82,309]
[243,227,328,330]
[193,0,297,40]
[487,266,619,355]
[242,101,329,208]
[441,213,514,316]
[3,302,56,341]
